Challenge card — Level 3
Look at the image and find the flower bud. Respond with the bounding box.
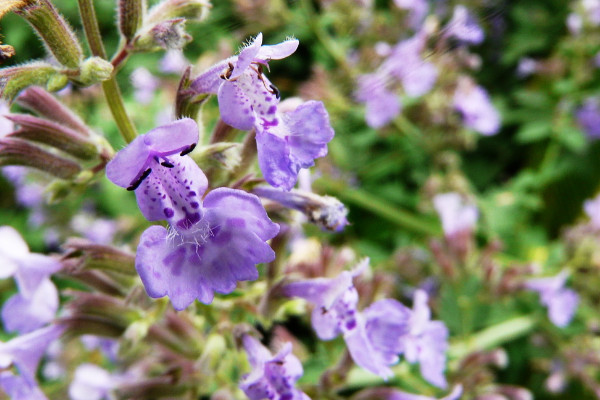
[134,18,192,51]
[146,0,211,24]
[61,238,136,276]
[6,114,99,160]
[175,66,209,119]
[68,292,139,327]
[0,62,59,100]
[0,43,16,61]
[45,72,68,92]
[0,137,81,178]
[253,186,349,232]
[118,0,146,42]
[14,0,83,68]
[17,86,92,135]
[78,57,114,85]
[60,315,126,339]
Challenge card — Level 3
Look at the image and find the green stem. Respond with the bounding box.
[77,0,137,144]
[448,315,537,360]
[315,178,441,236]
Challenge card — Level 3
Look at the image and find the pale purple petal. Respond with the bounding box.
[131,67,159,105]
[547,289,578,328]
[584,194,600,228]
[256,129,297,190]
[255,39,299,62]
[2,279,58,334]
[433,192,478,237]
[159,50,188,74]
[14,254,62,298]
[363,299,411,357]
[0,226,28,278]
[344,318,395,380]
[0,101,13,138]
[106,118,200,189]
[286,100,335,169]
[576,98,600,139]
[417,321,449,389]
[190,58,232,94]
[445,5,485,45]
[69,363,114,400]
[232,33,264,79]
[401,62,437,97]
[355,73,400,128]
[0,324,64,384]
[524,271,568,294]
[454,82,500,136]
[0,372,48,400]
[217,80,256,130]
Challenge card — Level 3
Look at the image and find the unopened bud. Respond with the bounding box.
[118,0,146,42]
[62,238,136,275]
[135,18,191,51]
[45,72,68,92]
[6,114,98,160]
[0,62,58,100]
[146,0,210,24]
[14,0,83,68]
[253,186,349,232]
[116,376,188,399]
[175,66,209,119]
[68,292,139,327]
[0,43,16,61]
[0,137,81,178]
[17,86,91,135]
[60,315,125,339]
[79,57,114,85]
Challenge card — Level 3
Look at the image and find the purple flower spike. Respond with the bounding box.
[192,34,334,190]
[525,271,579,328]
[0,226,61,333]
[240,334,310,400]
[136,188,279,310]
[0,324,65,386]
[454,78,500,136]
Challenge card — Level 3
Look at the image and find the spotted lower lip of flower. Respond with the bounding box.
[105,118,207,232]
[135,188,279,310]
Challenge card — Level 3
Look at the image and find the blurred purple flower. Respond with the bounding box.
[71,213,118,245]
[355,384,462,400]
[0,226,61,333]
[453,78,500,135]
[240,335,310,400]
[583,0,600,25]
[433,193,478,238]
[0,372,48,400]
[69,364,115,400]
[517,58,538,78]
[566,13,583,35]
[525,271,578,328]
[131,67,159,104]
[80,335,120,363]
[191,33,334,190]
[106,119,279,310]
[159,49,188,74]
[355,33,437,128]
[576,98,600,139]
[584,194,600,229]
[0,100,13,136]
[393,0,428,29]
[0,324,65,395]
[444,5,485,45]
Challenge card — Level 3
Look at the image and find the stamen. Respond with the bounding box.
[127,168,152,191]
[269,84,280,99]
[180,143,196,156]
[161,160,174,168]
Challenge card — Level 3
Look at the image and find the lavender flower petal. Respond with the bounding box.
[2,279,58,334]
[454,80,500,136]
[69,363,114,400]
[0,372,48,400]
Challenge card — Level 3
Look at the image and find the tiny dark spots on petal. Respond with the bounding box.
[190,202,199,209]
[164,208,174,218]
[188,191,196,197]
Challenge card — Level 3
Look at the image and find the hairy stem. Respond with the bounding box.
[77,0,137,144]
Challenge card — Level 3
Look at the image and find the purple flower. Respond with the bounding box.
[453,78,500,136]
[525,271,579,328]
[240,335,310,400]
[355,385,462,400]
[159,49,188,74]
[355,33,437,129]
[355,73,401,129]
[0,226,61,333]
[444,5,485,45]
[0,324,65,394]
[584,194,600,228]
[106,119,279,310]
[283,259,398,379]
[0,373,48,400]
[433,193,478,238]
[576,98,600,139]
[131,67,159,105]
[69,364,115,400]
[393,0,428,29]
[191,33,335,190]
